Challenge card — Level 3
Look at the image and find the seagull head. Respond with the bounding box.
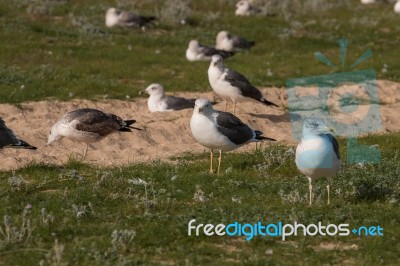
[302,118,335,137]
[194,98,214,115]
[236,0,250,10]
[141,83,164,96]
[210,55,223,68]
[216,31,231,42]
[106,7,120,27]
[188,40,200,51]
[46,123,63,146]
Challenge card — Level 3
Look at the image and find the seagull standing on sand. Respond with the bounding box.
[0,118,37,150]
[47,108,140,158]
[141,83,195,112]
[295,118,341,205]
[235,0,261,16]
[208,55,279,114]
[215,31,255,52]
[190,99,275,175]
[186,40,235,62]
[105,7,156,29]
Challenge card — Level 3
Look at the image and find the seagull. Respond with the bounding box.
[208,54,279,114]
[235,0,261,16]
[47,108,141,158]
[295,118,341,205]
[190,99,276,175]
[140,83,196,112]
[0,118,37,150]
[186,40,235,62]
[105,7,156,29]
[395,0,400,13]
[215,31,255,52]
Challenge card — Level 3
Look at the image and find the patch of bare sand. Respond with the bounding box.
[0,80,399,170]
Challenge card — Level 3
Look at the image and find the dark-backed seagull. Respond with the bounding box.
[215,31,255,52]
[235,0,261,16]
[141,83,195,112]
[186,40,235,62]
[105,7,156,29]
[0,118,37,150]
[190,99,276,175]
[295,118,341,205]
[208,54,279,114]
[47,108,141,158]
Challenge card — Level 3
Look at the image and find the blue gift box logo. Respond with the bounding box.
[286,39,381,164]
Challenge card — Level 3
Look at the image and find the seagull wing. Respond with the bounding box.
[224,69,263,100]
[214,111,254,145]
[164,96,195,110]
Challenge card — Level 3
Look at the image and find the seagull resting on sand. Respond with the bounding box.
[105,7,156,29]
[0,118,37,150]
[295,118,341,205]
[208,55,279,114]
[47,108,141,158]
[190,99,276,175]
[141,83,195,112]
[215,31,255,52]
[186,40,235,62]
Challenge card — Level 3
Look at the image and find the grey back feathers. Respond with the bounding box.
[64,108,135,136]
[214,111,255,145]
[165,96,195,110]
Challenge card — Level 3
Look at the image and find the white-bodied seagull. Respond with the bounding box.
[105,7,156,29]
[295,118,341,205]
[215,31,255,52]
[186,40,235,62]
[141,83,195,112]
[208,54,279,114]
[190,98,276,175]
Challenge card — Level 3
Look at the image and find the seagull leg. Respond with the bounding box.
[308,177,313,205]
[217,150,222,175]
[209,149,214,174]
[327,177,331,205]
[82,144,89,160]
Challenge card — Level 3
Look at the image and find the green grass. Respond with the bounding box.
[0,134,399,265]
[1,0,400,103]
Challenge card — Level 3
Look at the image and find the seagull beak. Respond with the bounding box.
[198,106,204,112]
[139,90,146,95]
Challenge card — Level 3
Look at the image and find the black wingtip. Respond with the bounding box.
[255,130,276,141]
[10,140,37,150]
[124,120,136,126]
[261,98,279,108]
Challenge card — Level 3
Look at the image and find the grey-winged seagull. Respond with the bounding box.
[190,99,276,175]
[208,54,279,114]
[235,0,261,16]
[215,31,255,52]
[0,118,36,150]
[105,7,156,29]
[141,83,195,112]
[295,118,341,205]
[186,40,235,62]
[47,108,141,158]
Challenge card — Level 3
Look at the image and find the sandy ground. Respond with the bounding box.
[0,80,399,170]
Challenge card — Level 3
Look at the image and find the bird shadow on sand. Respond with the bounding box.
[247,112,301,123]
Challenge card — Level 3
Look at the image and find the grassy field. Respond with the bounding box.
[1,0,400,265]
